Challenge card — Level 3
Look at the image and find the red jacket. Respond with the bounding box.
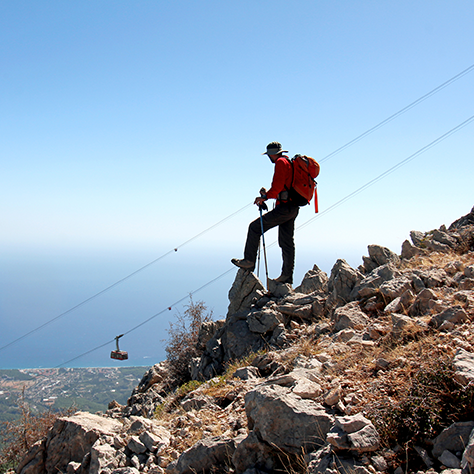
[265,156,293,202]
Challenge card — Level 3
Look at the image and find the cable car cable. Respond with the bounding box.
[4,64,473,355]
[5,64,472,355]
[55,268,235,367]
[319,62,474,164]
[54,113,474,367]
[298,112,474,231]
[0,204,252,353]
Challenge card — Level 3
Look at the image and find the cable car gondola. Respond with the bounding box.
[110,334,128,360]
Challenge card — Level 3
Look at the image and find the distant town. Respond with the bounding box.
[0,366,149,423]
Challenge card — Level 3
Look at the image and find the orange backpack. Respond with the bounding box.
[287,155,320,212]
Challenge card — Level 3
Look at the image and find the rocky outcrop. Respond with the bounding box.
[14,206,474,474]
[17,412,123,474]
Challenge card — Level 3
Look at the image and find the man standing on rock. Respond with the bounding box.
[232,142,299,284]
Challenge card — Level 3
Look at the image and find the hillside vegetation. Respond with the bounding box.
[3,206,474,474]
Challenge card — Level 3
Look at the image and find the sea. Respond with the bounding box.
[0,242,356,370]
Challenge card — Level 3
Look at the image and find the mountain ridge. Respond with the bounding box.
[7,205,474,474]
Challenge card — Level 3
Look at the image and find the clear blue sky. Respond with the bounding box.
[1,1,473,368]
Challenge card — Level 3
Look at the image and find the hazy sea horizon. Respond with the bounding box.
[0,243,361,370]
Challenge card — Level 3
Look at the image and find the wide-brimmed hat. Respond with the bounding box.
[262,141,288,155]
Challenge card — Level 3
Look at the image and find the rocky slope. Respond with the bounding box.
[14,206,474,474]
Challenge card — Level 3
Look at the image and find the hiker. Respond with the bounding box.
[232,142,300,284]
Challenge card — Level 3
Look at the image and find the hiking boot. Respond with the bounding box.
[274,274,293,284]
[231,258,255,270]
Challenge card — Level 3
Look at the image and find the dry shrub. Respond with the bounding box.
[165,297,212,386]
[366,339,474,453]
[370,357,474,451]
[0,392,75,473]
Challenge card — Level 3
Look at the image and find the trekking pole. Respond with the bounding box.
[258,189,269,288]
[257,241,261,278]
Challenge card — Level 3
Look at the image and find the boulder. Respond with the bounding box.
[409,288,439,316]
[90,440,123,474]
[453,349,474,385]
[327,259,363,308]
[439,450,461,469]
[432,421,474,459]
[221,314,264,362]
[232,431,278,473]
[17,412,122,474]
[277,302,313,320]
[363,245,400,273]
[197,320,225,350]
[462,427,474,472]
[166,435,244,474]
[449,206,474,229]
[410,230,425,246]
[244,383,334,454]
[332,302,369,332]
[247,308,285,334]
[354,264,399,299]
[295,264,329,295]
[327,413,381,453]
[430,305,469,328]
[419,268,449,288]
[432,229,458,248]
[132,362,170,395]
[465,265,474,279]
[232,366,260,380]
[227,269,265,316]
[127,436,147,455]
[307,445,372,474]
[391,313,417,337]
[401,239,425,259]
[379,277,413,301]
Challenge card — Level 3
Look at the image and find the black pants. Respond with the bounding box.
[244,203,299,277]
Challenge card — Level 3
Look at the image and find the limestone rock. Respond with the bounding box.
[401,239,425,259]
[245,383,334,454]
[166,435,244,474]
[90,440,122,474]
[430,305,469,328]
[327,414,380,453]
[449,206,474,229]
[453,349,474,385]
[17,412,122,474]
[332,302,369,332]
[432,422,474,459]
[439,450,461,468]
[391,313,417,337]
[132,362,170,395]
[379,277,412,301]
[232,431,277,473]
[363,244,400,273]
[354,264,399,299]
[295,264,329,295]
[327,259,363,308]
[227,269,265,316]
[462,427,474,472]
[409,288,439,316]
[247,308,285,333]
[220,314,264,362]
[277,302,313,320]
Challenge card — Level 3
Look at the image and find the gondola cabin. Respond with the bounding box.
[110,334,128,360]
[110,350,128,360]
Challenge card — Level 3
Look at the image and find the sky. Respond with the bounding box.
[1,1,473,369]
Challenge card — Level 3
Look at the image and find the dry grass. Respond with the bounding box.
[401,249,474,271]
[151,244,474,472]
